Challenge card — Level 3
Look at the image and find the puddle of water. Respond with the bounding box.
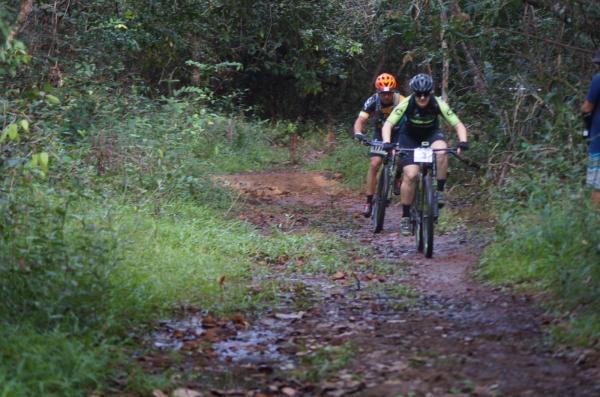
[152,316,204,350]
[213,328,293,366]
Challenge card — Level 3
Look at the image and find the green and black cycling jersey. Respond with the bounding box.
[386,95,461,135]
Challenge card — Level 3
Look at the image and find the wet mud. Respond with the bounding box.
[147,171,600,397]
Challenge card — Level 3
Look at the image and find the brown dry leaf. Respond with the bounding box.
[173,329,184,339]
[353,257,367,264]
[281,387,297,396]
[365,273,376,281]
[202,328,221,342]
[202,315,217,328]
[231,312,250,329]
[331,271,346,281]
[152,390,168,397]
[275,255,289,265]
[218,275,226,289]
[201,348,219,358]
[182,340,202,350]
[172,388,203,397]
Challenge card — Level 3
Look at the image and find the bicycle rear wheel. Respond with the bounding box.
[423,173,435,258]
[372,164,390,233]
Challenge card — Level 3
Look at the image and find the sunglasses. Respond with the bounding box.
[415,91,431,98]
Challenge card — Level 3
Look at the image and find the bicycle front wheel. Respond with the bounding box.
[423,173,435,258]
[413,176,424,252]
[372,165,390,233]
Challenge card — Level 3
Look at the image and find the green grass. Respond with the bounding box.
[477,196,600,346]
[0,327,112,397]
[306,134,369,188]
[293,342,355,382]
[0,93,361,395]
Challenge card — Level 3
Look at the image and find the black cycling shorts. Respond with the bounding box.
[398,130,446,167]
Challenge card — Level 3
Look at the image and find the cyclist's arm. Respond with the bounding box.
[353,112,369,134]
[354,95,377,134]
[382,98,409,143]
[454,122,468,143]
[382,120,394,143]
[436,97,468,145]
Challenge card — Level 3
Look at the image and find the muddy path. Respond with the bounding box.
[147,171,600,397]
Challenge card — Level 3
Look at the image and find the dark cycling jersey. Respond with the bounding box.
[358,92,405,131]
[386,95,460,135]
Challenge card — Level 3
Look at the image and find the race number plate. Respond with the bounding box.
[369,143,387,156]
[414,148,433,163]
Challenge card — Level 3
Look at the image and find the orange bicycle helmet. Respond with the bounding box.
[374,73,397,92]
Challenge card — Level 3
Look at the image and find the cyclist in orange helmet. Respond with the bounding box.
[353,73,405,217]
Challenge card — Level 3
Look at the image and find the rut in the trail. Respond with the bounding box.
[150,171,600,397]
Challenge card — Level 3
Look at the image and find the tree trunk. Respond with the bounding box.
[439,0,449,102]
[7,0,35,42]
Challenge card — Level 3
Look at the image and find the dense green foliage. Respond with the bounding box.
[1,0,600,393]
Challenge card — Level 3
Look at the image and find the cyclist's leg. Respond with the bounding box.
[401,164,419,206]
[367,128,385,196]
[367,156,383,195]
[399,132,420,234]
[429,131,447,181]
[430,131,448,207]
[364,129,385,216]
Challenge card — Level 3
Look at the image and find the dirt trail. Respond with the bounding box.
[151,171,600,397]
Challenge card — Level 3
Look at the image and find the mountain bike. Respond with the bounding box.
[409,143,459,258]
[361,139,400,233]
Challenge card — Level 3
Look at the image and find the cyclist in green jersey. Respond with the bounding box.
[381,73,469,235]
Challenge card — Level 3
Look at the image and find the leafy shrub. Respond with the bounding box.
[0,182,118,331]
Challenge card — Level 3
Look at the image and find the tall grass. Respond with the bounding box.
[478,191,600,346]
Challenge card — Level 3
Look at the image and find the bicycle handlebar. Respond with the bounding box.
[357,138,479,169]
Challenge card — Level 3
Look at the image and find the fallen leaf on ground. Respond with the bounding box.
[281,387,297,396]
[202,315,217,328]
[152,390,168,397]
[274,311,305,320]
[172,388,203,397]
[331,271,346,280]
[231,312,249,328]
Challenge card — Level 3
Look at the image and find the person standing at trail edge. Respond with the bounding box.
[381,73,468,235]
[581,49,600,208]
[353,73,405,217]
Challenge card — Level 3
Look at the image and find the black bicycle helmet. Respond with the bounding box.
[409,73,434,93]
